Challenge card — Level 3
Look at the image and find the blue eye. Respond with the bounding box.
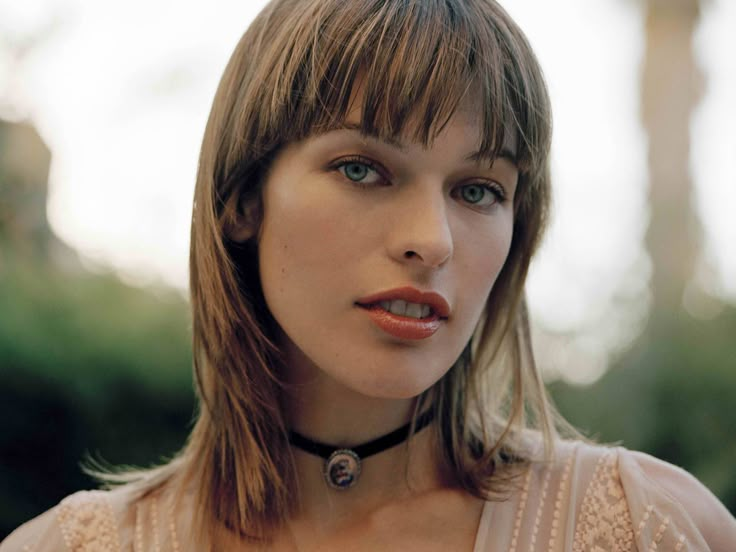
[335,157,384,185]
[455,183,505,208]
[343,162,369,181]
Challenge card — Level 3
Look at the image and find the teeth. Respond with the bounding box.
[405,302,423,318]
[388,300,407,316]
[378,300,433,319]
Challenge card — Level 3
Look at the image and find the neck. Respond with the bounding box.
[283,373,447,526]
[289,420,446,537]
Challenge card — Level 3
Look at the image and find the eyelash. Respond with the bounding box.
[329,155,386,187]
[454,181,507,209]
[329,155,508,209]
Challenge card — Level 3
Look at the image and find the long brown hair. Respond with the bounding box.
[102,0,580,544]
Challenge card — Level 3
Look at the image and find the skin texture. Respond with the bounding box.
[258,103,518,416]
[251,96,518,546]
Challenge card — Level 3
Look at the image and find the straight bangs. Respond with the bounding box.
[183,0,558,542]
[232,0,551,181]
[246,0,561,499]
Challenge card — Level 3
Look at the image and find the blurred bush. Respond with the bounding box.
[2,249,734,538]
[0,254,194,538]
[550,309,736,515]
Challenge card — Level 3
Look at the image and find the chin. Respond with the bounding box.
[343,367,446,401]
[278,331,456,400]
[364,385,428,401]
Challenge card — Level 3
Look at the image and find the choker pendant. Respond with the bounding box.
[288,408,436,490]
[324,449,362,490]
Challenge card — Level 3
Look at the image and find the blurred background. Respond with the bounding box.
[1,0,734,536]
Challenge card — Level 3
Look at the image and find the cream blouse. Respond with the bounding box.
[2,441,735,551]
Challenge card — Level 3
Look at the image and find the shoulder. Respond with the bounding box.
[481,440,735,551]
[1,490,120,552]
[1,505,61,552]
[617,448,736,551]
[549,440,736,552]
[0,485,155,552]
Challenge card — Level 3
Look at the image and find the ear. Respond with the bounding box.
[223,195,262,243]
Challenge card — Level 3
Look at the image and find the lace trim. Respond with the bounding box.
[508,467,533,552]
[548,445,575,550]
[572,450,635,552]
[634,503,690,550]
[133,493,181,552]
[57,491,121,552]
[529,465,553,549]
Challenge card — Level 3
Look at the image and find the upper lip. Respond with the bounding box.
[356,286,451,318]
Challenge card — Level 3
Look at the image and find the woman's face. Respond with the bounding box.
[257,104,518,399]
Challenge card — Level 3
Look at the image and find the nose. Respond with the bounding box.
[387,185,453,269]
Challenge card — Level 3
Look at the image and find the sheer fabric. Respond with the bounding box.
[3,441,735,551]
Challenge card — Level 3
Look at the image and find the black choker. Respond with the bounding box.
[288,408,436,490]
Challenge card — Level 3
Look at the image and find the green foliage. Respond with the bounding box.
[0,254,195,538]
[0,256,192,393]
[550,308,736,515]
[2,251,734,537]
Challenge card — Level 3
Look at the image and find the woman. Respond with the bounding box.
[3,0,735,550]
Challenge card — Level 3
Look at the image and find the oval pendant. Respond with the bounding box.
[324,449,361,490]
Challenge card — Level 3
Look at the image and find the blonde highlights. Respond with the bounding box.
[103,0,577,544]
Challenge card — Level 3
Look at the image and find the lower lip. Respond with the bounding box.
[358,304,443,340]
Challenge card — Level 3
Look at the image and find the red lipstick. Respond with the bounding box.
[356,287,450,340]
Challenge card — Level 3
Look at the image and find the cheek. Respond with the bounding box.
[258,183,366,298]
[454,215,514,320]
[460,214,513,279]
[260,198,319,286]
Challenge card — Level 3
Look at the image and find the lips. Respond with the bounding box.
[355,286,450,340]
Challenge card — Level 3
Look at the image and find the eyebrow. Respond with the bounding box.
[464,148,518,168]
[330,122,518,167]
